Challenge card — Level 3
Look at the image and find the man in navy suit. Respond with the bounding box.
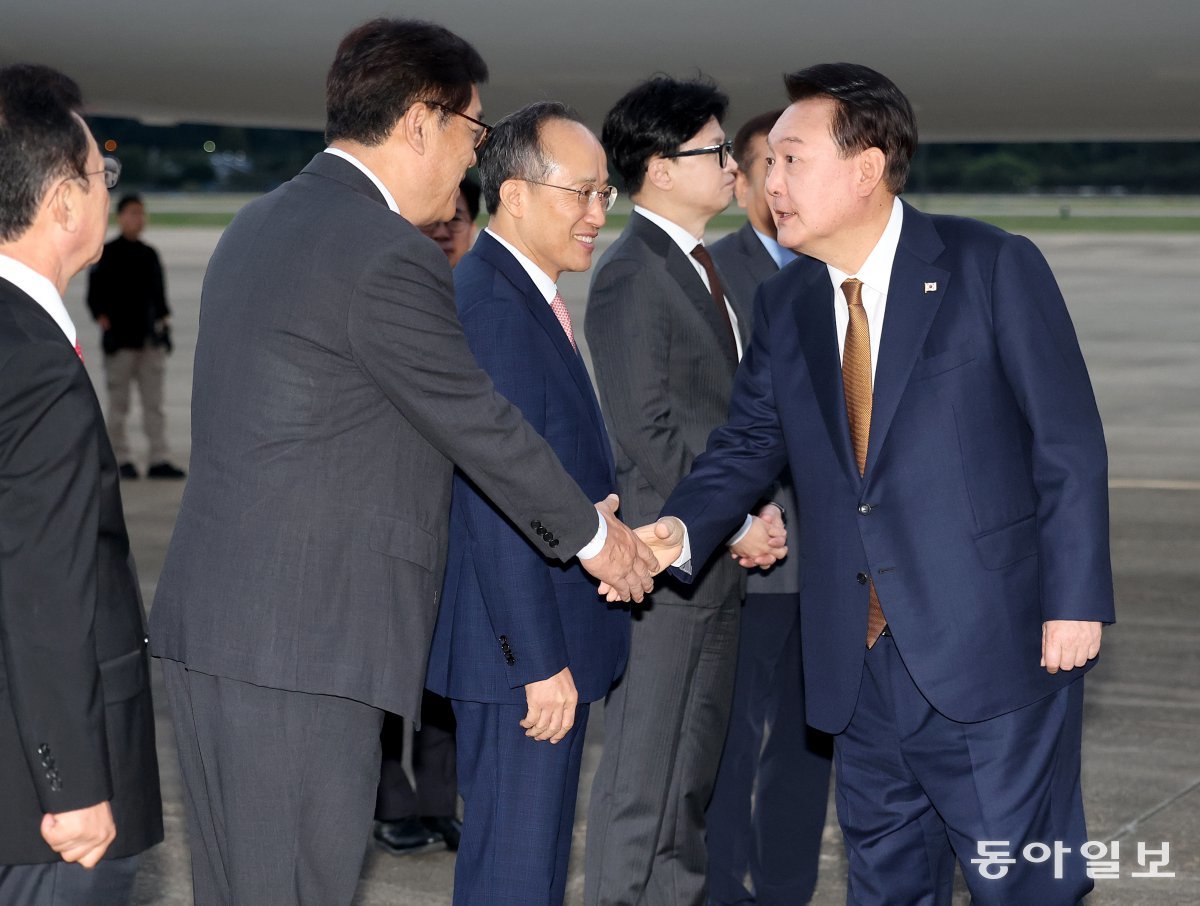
[425,102,629,906]
[705,109,831,906]
[648,64,1114,904]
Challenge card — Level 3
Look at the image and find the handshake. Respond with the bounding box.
[580,494,788,602]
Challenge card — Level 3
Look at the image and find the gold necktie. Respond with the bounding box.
[841,278,888,648]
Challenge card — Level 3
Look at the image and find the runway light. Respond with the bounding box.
[104,139,118,152]
[203,140,216,153]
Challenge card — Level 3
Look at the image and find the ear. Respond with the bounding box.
[47,178,79,233]
[644,155,673,192]
[856,147,887,197]
[399,101,434,154]
[498,179,525,218]
[732,170,750,211]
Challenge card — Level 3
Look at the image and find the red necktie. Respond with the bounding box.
[74,340,84,362]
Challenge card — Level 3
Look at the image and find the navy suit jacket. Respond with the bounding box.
[664,203,1115,733]
[425,233,629,706]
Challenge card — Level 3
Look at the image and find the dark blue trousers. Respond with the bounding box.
[835,634,1090,906]
[452,699,591,906]
[706,593,832,905]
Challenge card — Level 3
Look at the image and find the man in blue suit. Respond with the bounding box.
[648,64,1114,904]
[425,102,628,906]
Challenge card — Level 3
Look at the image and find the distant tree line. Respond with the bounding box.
[88,115,1199,195]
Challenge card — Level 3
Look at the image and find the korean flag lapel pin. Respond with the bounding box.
[924,281,938,294]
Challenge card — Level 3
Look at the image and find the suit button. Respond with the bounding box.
[858,504,873,515]
[549,539,558,548]
[37,744,49,756]
[856,572,868,585]
[531,520,542,530]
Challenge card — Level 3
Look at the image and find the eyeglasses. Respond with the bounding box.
[76,156,121,190]
[520,179,619,212]
[661,140,734,169]
[428,102,493,152]
[446,211,474,233]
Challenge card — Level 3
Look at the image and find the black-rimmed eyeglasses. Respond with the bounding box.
[661,140,734,169]
[77,156,121,190]
[520,179,619,212]
[428,102,493,152]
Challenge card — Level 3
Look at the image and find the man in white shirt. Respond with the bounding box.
[583,76,785,906]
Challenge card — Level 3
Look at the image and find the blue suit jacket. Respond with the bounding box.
[425,233,629,705]
[664,203,1115,733]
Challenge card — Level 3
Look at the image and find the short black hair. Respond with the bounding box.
[601,76,728,195]
[731,109,784,169]
[0,64,89,242]
[459,176,480,221]
[117,193,143,213]
[783,63,917,194]
[325,18,488,146]
[477,101,583,215]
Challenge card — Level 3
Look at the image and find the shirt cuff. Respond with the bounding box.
[575,511,607,560]
[671,525,693,574]
[727,514,755,547]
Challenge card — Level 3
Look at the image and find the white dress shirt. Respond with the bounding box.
[827,197,905,380]
[0,254,77,345]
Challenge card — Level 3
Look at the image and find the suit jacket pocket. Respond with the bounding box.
[100,648,148,704]
[369,515,438,571]
[973,514,1038,570]
[911,345,976,381]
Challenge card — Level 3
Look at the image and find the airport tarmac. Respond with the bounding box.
[59,226,1199,905]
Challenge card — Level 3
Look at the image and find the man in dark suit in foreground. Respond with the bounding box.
[425,101,629,906]
[706,109,832,906]
[150,19,655,906]
[583,77,785,906]
[0,64,162,905]
[652,64,1113,904]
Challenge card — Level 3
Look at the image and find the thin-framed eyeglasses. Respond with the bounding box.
[520,179,619,213]
[445,211,474,233]
[76,156,122,190]
[661,140,734,169]
[427,102,493,151]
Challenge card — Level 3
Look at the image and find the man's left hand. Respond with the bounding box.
[1041,620,1103,674]
[730,504,788,568]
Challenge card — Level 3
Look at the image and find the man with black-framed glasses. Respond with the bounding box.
[584,76,787,906]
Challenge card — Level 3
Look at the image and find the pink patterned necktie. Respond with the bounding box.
[550,291,577,352]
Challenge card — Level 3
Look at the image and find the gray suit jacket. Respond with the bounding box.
[710,221,801,595]
[151,153,597,719]
[585,212,747,606]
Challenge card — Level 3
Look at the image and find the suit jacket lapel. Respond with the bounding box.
[473,234,614,470]
[790,262,861,489]
[738,222,780,286]
[865,204,950,476]
[632,214,739,374]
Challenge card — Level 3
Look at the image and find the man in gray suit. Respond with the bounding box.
[583,77,785,906]
[150,19,654,906]
[705,110,832,906]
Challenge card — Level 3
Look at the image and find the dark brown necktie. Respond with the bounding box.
[690,244,737,357]
[842,277,888,648]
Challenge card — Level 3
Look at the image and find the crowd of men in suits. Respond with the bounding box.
[0,13,1112,906]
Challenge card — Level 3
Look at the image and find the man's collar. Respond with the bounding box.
[322,147,400,214]
[826,196,904,294]
[750,225,798,269]
[484,228,558,304]
[0,254,76,344]
[633,205,705,255]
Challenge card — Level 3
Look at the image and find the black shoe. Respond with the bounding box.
[421,816,462,852]
[147,461,186,479]
[373,817,444,856]
[118,462,139,480]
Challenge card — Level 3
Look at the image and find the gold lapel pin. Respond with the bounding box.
[924,282,937,293]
